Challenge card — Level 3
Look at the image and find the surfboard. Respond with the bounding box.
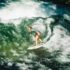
[28,43,44,50]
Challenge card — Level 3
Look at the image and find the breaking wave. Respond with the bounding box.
[0,0,70,70]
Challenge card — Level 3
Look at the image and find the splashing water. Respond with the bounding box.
[0,0,70,70]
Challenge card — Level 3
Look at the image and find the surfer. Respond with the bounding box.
[28,26,42,46]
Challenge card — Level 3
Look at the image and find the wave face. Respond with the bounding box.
[0,0,70,70]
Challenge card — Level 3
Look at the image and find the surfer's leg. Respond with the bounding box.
[35,35,39,46]
[39,38,42,43]
[36,38,38,46]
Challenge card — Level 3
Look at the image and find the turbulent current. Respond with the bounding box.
[0,0,70,70]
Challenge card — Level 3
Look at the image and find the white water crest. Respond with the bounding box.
[0,0,45,22]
